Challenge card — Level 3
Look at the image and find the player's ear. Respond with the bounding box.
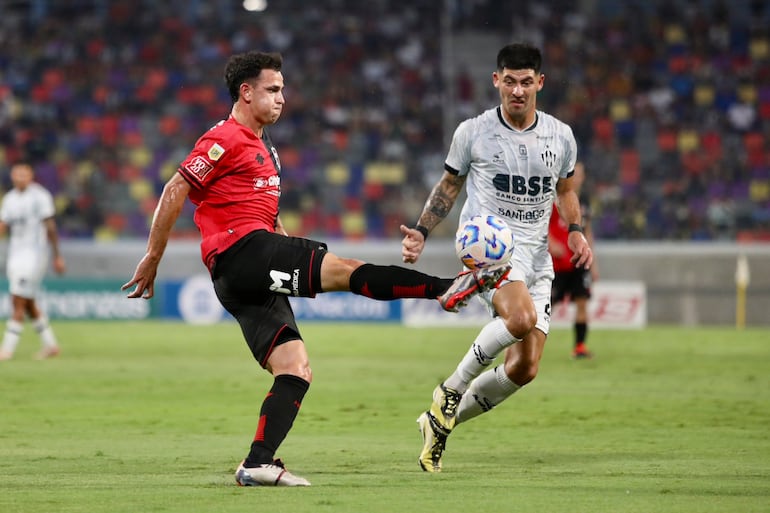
[240,82,252,102]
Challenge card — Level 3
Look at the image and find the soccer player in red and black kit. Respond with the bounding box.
[123,51,508,487]
[548,162,598,359]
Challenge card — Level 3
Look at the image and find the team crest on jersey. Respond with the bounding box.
[207,143,225,161]
[541,148,557,168]
[186,156,214,180]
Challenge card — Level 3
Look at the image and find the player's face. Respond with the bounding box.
[245,69,285,126]
[10,164,34,190]
[493,68,543,127]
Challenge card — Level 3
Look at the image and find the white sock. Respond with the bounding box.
[33,317,58,349]
[1,319,24,355]
[443,318,520,394]
[455,365,521,424]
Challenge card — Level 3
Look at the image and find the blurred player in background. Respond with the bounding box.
[549,161,598,359]
[0,162,65,361]
[401,43,592,472]
[123,51,505,487]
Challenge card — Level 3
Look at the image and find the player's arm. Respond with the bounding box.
[547,207,568,258]
[0,203,8,237]
[401,170,466,263]
[555,177,593,269]
[43,216,66,274]
[122,172,191,299]
[582,205,599,280]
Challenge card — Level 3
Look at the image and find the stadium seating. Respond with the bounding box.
[1,0,768,240]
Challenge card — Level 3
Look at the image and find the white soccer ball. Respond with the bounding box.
[455,214,514,270]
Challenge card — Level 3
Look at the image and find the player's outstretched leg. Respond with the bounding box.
[439,263,510,312]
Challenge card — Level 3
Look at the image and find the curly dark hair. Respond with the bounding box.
[224,51,283,102]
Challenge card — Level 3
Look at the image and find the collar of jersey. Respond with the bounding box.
[497,106,539,132]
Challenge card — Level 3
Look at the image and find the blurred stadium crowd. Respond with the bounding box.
[1,0,769,241]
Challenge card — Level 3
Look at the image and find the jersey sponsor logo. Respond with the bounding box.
[253,175,281,191]
[497,206,548,223]
[185,156,214,181]
[207,143,225,161]
[493,174,553,196]
[518,144,528,159]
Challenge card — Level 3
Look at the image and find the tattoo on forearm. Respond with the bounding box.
[420,177,462,229]
[427,194,452,220]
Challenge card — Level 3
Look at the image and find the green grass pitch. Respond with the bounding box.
[1,321,768,513]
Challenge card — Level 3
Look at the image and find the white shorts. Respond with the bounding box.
[6,251,48,299]
[478,245,555,335]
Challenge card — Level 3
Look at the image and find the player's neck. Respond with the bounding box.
[231,104,264,138]
[501,108,536,131]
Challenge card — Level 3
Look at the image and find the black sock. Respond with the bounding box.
[575,322,587,347]
[349,264,452,299]
[244,374,310,467]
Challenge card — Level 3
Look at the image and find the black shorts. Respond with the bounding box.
[211,230,328,367]
[551,268,592,305]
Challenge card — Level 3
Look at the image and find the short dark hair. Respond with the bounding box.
[224,51,283,102]
[496,43,542,74]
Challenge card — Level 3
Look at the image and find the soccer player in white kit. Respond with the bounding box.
[0,162,65,360]
[401,43,593,472]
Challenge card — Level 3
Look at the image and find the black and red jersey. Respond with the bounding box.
[178,115,281,270]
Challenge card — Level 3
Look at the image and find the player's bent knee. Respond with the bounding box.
[274,364,312,383]
[502,309,537,339]
[296,365,312,383]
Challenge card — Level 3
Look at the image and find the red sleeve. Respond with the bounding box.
[178,129,231,191]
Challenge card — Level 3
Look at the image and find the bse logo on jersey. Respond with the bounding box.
[493,173,551,224]
[493,174,553,197]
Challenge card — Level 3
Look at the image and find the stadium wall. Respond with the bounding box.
[9,240,769,326]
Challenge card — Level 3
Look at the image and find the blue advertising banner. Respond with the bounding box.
[159,274,401,323]
[0,275,402,322]
[289,293,400,322]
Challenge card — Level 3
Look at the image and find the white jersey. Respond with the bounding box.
[1,182,55,260]
[446,107,577,257]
